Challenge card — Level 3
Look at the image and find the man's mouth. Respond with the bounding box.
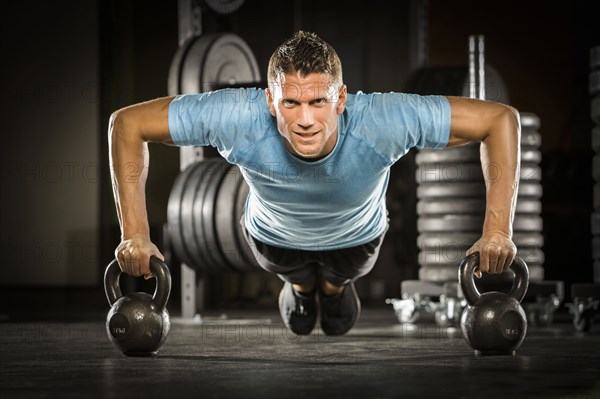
[294,131,319,138]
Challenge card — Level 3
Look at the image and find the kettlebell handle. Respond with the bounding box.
[458,252,529,305]
[104,256,171,310]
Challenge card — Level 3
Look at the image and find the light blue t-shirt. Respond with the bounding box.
[168,88,451,250]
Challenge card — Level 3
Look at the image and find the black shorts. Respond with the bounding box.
[240,215,388,286]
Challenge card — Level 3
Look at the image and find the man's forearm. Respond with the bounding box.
[480,109,521,238]
[108,112,151,240]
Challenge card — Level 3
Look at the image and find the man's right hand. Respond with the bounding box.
[114,234,165,279]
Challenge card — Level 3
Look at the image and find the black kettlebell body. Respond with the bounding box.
[104,257,171,356]
[459,253,529,356]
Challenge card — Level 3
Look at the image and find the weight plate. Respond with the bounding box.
[592,212,600,235]
[515,199,542,214]
[592,46,600,70]
[593,126,600,153]
[419,248,544,268]
[522,131,542,149]
[591,96,600,123]
[215,164,246,270]
[595,262,600,284]
[417,215,482,232]
[417,232,544,249]
[401,280,443,297]
[181,33,261,94]
[417,147,540,165]
[417,182,484,198]
[417,198,541,215]
[415,163,482,183]
[520,164,542,181]
[416,143,480,164]
[184,161,219,271]
[456,65,511,104]
[416,163,541,183]
[517,182,544,198]
[202,0,245,14]
[521,150,542,164]
[590,70,600,95]
[417,199,485,215]
[594,155,600,182]
[167,36,197,96]
[595,184,600,211]
[418,215,543,233]
[234,172,260,270]
[417,181,542,199]
[520,113,540,131]
[403,65,509,104]
[198,159,233,273]
[419,264,544,283]
[167,162,201,267]
[593,236,600,261]
[514,215,543,232]
[418,265,458,283]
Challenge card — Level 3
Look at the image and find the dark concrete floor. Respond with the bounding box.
[1,307,599,399]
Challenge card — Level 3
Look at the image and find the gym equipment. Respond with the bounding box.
[417,182,543,199]
[459,253,529,356]
[387,280,464,325]
[104,256,172,356]
[404,64,509,104]
[566,284,600,332]
[169,33,261,96]
[167,159,260,272]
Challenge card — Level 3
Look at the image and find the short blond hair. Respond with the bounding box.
[267,31,343,90]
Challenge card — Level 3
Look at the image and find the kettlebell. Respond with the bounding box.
[459,252,529,356]
[104,256,171,357]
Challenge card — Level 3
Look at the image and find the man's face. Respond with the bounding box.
[266,72,347,160]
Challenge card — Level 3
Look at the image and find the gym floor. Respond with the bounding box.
[2,306,599,399]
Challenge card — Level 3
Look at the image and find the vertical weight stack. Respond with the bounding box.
[415,113,545,284]
[391,36,564,328]
[407,35,545,285]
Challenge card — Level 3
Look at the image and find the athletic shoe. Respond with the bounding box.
[319,283,361,336]
[278,282,318,335]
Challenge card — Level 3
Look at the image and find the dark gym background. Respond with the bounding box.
[1,0,599,320]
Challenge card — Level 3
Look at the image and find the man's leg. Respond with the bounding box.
[317,229,388,335]
[240,216,319,335]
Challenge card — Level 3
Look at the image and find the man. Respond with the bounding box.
[109,31,520,336]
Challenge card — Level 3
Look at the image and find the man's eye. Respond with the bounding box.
[282,99,296,107]
[313,98,326,105]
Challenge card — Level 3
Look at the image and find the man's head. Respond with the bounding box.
[266,31,347,160]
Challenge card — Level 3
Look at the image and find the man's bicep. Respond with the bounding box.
[115,96,176,145]
[445,96,512,148]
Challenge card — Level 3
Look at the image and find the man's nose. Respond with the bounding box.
[296,105,314,128]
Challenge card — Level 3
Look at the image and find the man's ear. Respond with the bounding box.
[336,84,347,115]
[265,87,276,117]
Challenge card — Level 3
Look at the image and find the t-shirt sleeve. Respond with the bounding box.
[168,88,271,163]
[351,92,451,163]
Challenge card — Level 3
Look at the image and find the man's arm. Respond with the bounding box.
[108,96,176,277]
[445,96,521,276]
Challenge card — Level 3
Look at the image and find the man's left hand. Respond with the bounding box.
[466,231,517,278]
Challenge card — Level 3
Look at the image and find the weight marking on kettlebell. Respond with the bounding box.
[109,313,130,338]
